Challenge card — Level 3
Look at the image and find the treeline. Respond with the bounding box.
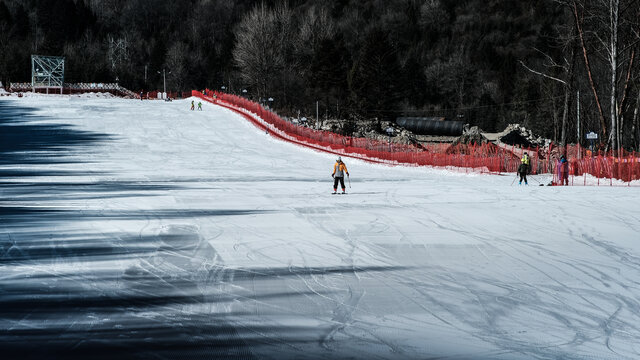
[1,0,639,150]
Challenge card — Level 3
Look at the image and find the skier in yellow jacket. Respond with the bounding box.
[519,152,530,185]
[332,156,349,194]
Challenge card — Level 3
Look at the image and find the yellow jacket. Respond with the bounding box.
[332,161,349,177]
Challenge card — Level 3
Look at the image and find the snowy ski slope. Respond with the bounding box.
[1,95,640,360]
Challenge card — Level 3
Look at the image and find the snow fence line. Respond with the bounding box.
[193,91,494,174]
[198,97,401,166]
[192,90,640,186]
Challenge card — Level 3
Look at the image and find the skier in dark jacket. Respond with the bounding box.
[518,152,530,185]
[331,156,349,194]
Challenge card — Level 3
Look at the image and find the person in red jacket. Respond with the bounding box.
[558,155,569,185]
[331,156,349,194]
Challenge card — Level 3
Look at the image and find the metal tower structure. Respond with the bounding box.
[108,36,129,70]
[31,55,65,94]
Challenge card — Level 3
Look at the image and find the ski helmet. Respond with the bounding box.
[337,156,342,162]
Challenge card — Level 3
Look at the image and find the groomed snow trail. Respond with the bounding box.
[1,96,640,360]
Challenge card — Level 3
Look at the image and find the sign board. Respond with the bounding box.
[586,132,598,140]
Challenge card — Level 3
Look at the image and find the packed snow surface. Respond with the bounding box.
[1,96,639,360]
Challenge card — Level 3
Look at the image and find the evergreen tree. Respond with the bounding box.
[309,35,349,115]
[11,5,29,38]
[349,27,402,120]
[0,1,11,26]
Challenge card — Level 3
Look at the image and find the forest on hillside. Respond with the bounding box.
[1,0,639,150]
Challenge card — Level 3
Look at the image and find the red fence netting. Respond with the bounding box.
[193,90,640,185]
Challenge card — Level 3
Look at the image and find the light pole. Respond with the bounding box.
[157,69,170,98]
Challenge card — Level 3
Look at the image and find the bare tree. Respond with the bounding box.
[633,91,640,149]
[233,2,292,99]
[166,42,188,91]
[571,0,609,146]
[520,16,577,146]
[234,4,272,97]
[295,5,335,61]
[570,0,640,151]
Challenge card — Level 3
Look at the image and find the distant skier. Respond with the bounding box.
[518,152,530,185]
[558,155,569,186]
[190,100,195,111]
[198,101,202,111]
[331,156,349,194]
[140,91,143,100]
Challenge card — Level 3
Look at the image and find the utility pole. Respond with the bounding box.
[157,69,169,98]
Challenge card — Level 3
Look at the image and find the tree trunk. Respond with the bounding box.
[573,1,608,144]
[552,94,559,143]
[561,85,570,146]
[609,0,619,152]
[617,49,635,152]
[633,92,640,151]
[561,43,577,146]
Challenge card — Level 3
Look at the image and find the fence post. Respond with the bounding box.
[634,151,637,185]
[609,154,613,186]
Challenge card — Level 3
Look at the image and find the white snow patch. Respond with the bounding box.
[1,96,640,359]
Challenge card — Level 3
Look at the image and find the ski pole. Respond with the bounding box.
[348,174,351,188]
[528,175,541,184]
[511,173,518,186]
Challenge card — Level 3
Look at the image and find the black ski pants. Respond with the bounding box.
[333,176,345,190]
[519,171,527,184]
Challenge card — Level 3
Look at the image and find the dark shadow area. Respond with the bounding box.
[0,280,329,317]
[0,233,162,264]
[0,101,418,359]
[0,234,409,359]
[0,215,409,359]
[0,180,187,202]
[0,318,335,360]
[1,206,275,226]
[217,265,411,281]
[0,101,113,165]
[0,169,108,177]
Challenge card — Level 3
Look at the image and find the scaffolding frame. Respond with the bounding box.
[31,55,65,94]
